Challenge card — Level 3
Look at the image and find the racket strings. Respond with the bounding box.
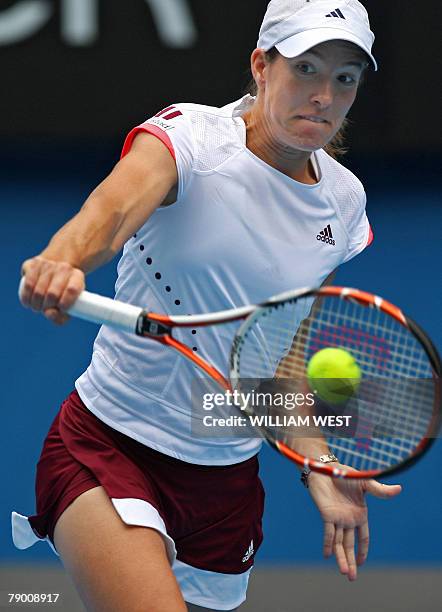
[236,295,436,473]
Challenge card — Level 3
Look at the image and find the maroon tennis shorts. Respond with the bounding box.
[27,390,265,575]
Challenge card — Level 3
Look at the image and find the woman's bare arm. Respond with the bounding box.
[20,133,177,323]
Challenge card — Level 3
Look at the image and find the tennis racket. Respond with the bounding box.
[20,280,441,479]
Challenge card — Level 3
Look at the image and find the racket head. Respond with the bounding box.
[230,286,441,479]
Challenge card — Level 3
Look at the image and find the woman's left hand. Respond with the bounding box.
[306,466,402,581]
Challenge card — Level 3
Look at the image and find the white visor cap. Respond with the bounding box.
[257,0,377,71]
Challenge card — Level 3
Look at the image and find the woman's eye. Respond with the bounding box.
[296,63,315,74]
[338,74,357,85]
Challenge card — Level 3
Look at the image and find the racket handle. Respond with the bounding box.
[19,277,143,333]
[68,291,143,333]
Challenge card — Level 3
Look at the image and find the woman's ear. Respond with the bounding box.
[251,48,268,90]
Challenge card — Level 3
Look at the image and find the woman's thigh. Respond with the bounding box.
[53,486,187,612]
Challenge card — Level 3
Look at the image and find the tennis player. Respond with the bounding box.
[14,1,402,610]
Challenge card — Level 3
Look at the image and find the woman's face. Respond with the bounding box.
[255,40,367,152]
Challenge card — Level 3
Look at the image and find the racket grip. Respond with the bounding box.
[68,291,143,333]
[19,277,143,333]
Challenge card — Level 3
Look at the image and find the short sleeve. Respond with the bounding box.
[121,104,195,198]
[341,190,374,263]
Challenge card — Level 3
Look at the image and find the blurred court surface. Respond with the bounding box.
[1,565,442,611]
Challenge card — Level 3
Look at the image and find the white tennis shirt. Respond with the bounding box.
[76,95,373,465]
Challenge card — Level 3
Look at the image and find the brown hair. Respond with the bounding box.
[245,47,353,159]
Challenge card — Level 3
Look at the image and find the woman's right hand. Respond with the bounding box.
[20,257,85,325]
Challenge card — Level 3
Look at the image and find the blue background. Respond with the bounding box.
[1,152,441,565]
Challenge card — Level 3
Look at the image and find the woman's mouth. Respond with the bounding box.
[297,115,329,124]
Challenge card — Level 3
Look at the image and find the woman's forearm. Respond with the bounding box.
[39,194,126,274]
[38,134,178,274]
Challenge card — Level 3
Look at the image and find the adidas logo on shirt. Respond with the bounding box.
[242,540,255,563]
[317,225,336,246]
[325,8,346,19]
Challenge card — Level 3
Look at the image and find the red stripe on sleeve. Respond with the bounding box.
[155,105,175,117]
[367,224,374,246]
[163,110,183,121]
[120,125,176,161]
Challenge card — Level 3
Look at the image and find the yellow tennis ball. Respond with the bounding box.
[307,347,361,405]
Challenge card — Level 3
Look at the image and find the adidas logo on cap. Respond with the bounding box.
[317,225,336,246]
[326,8,346,19]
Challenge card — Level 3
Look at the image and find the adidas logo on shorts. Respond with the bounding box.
[317,225,336,246]
[242,540,255,563]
